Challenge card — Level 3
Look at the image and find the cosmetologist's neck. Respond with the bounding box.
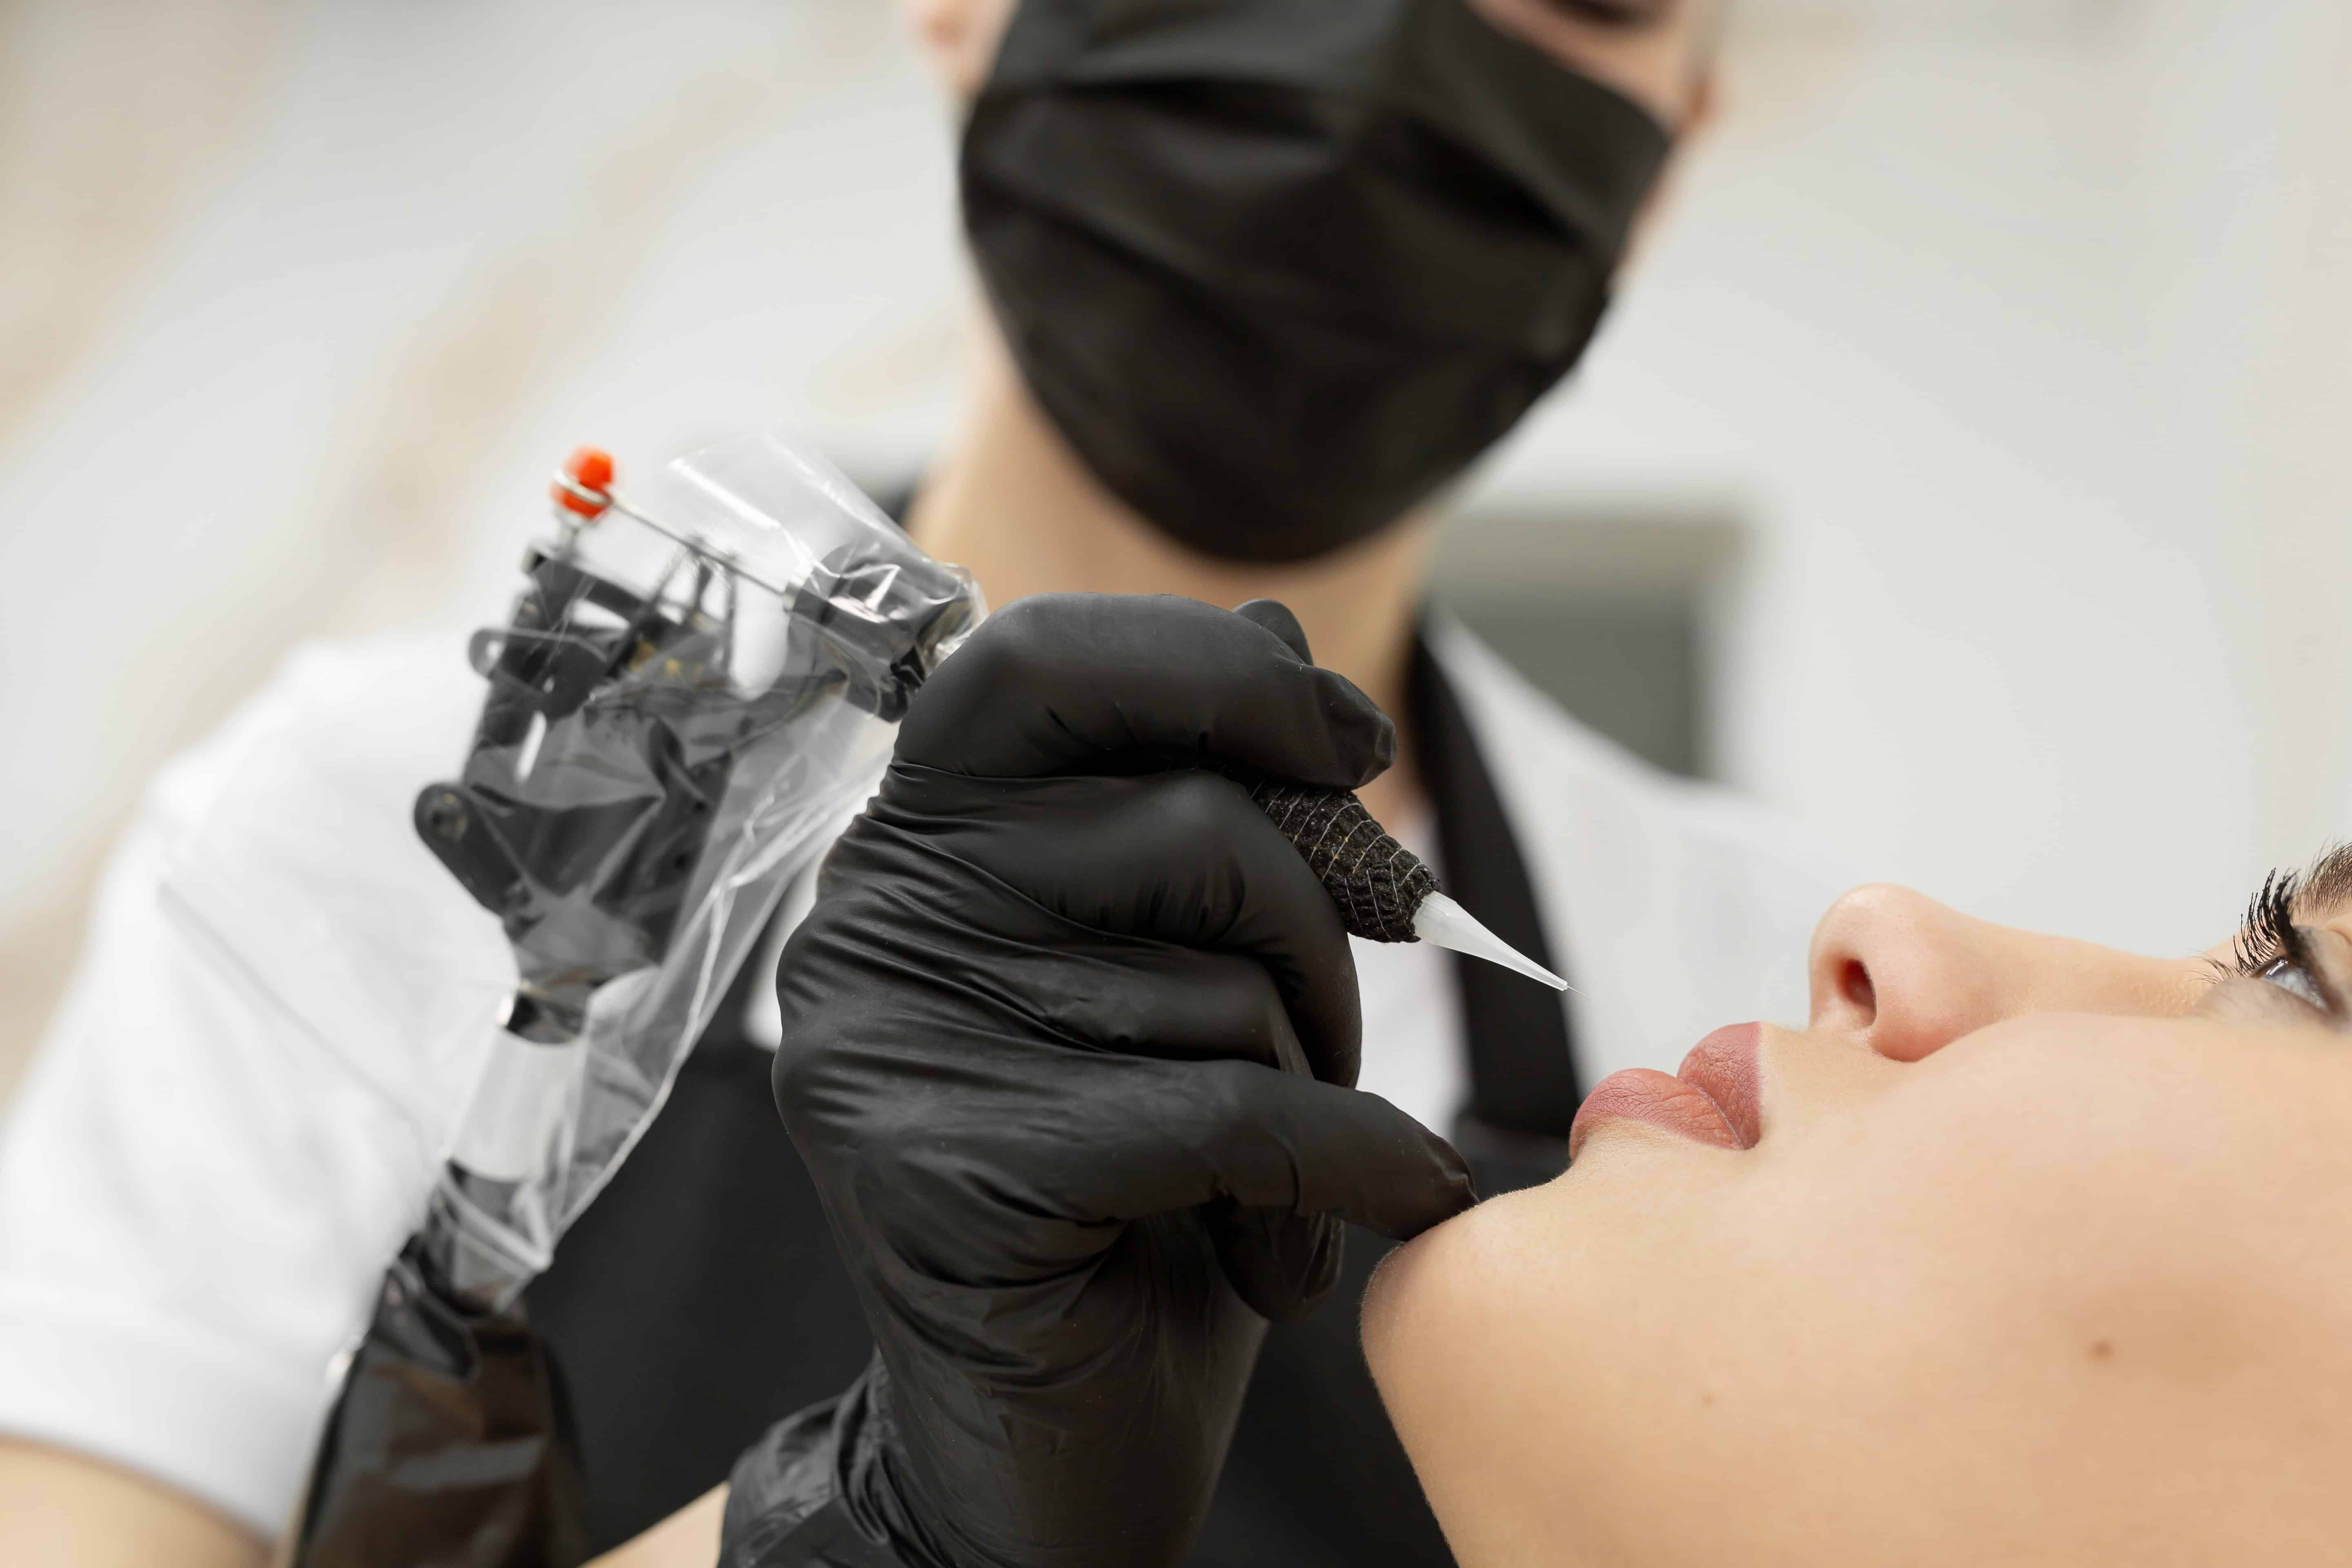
[903,314,1434,828]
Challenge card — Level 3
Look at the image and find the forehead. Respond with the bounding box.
[921,1,1710,125]
[1459,0,1711,126]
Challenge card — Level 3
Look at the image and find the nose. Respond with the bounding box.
[1807,884,2205,1062]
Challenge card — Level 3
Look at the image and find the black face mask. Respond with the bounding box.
[961,0,1673,564]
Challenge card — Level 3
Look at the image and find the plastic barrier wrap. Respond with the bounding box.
[292,431,981,1568]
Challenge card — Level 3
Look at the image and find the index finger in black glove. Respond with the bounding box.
[878,765,1358,1084]
[896,594,1380,1085]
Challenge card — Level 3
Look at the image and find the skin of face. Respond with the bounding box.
[1363,880,2352,1566]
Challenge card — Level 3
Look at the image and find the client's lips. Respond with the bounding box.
[1566,1022,1764,1162]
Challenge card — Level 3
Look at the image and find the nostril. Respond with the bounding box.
[1840,959,1875,1016]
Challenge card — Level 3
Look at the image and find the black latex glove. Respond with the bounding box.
[718,594,1476,1568]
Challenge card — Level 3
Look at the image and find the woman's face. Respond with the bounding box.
[1365,857,2352,1566]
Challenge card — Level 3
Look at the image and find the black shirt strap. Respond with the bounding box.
[1410,624,1581,1189]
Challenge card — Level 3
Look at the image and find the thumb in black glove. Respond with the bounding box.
[721,593,1474,1568]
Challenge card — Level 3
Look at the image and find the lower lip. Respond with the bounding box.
[1567,1023,1762,1162]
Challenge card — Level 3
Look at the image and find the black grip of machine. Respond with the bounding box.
[1243,780,1436,944]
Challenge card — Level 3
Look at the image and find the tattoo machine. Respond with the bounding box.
[416,432,984,1306]
[293,431,982,1568]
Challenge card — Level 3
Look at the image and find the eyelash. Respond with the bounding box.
[2234,867,2333,1011]
[2234,869,2303,978]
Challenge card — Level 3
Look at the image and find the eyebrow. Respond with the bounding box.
[2296,843,2352,924]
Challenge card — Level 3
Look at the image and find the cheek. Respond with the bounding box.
[1718,1047,2352,1540]
[1470,1106,2105,1559]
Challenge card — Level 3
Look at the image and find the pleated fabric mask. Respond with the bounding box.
[962,0,1673,563]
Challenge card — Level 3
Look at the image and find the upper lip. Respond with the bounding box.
[1676,1022,1763,1149]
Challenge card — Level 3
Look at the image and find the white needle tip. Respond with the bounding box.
[1412,891,1570,991]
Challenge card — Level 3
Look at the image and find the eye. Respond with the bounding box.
[2256,953,2331,1013]
[2222,865,2345,1024]
[2217,857,2352,1030]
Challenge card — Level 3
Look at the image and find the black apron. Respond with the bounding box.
[525,627,1582,1563]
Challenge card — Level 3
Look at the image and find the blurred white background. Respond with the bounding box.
[2,0,2348,1089]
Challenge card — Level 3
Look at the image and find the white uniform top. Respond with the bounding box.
[0,619,1851,1535]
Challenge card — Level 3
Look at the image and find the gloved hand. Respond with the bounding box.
[719,593,1476,1568]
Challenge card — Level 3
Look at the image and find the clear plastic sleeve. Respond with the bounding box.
[292,431,978,1568]
[409,430,982,1308]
